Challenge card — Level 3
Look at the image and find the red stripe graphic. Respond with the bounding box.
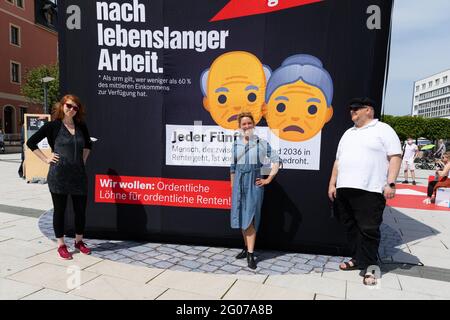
[95,175,231,209]
[211,0,323,22]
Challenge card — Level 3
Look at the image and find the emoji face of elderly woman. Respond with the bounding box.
[265,80,332,141]
[201,51,271,130]
[263,56,333,142]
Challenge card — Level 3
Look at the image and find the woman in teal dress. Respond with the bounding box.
[230,112,281,269]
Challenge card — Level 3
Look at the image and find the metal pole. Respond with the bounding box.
[43,83,48,114]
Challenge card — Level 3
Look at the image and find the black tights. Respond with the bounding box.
[51,193,87,238]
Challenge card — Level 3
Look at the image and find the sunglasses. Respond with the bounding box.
[65,103,79,112]
[349,105,368,112]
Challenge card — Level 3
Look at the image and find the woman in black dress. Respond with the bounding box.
[27,94,92,260]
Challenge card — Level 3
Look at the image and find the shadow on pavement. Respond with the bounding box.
[378,206,439,274]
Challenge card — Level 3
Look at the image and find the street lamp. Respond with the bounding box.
[41,76,55,114]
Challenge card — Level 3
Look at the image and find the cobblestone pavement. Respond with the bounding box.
[38,210,402,275]
[4,153,450,300]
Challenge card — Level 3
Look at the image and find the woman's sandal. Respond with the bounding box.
[339,259,359,271]
[363,272,378,286]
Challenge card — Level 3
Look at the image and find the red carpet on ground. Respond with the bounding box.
[387,184,450,211]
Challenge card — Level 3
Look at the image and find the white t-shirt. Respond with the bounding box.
[403,143,418,161]
[336,119,402,194]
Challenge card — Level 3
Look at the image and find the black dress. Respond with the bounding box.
[47,124,87,195]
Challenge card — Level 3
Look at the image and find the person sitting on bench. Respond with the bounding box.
[423,151,450,204]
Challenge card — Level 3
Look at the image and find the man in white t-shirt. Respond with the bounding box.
[328,97,402,286]
[401,138,419,185]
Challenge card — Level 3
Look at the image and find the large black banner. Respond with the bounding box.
[59,0,393,255]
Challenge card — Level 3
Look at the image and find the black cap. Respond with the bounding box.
[348,97,376,109]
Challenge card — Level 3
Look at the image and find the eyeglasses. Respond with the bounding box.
[65,103,79,112]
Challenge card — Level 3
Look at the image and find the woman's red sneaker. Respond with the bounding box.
[74,240,91,255]
[57,245,73,260]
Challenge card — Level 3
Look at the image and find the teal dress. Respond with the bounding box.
[230,135,280,231]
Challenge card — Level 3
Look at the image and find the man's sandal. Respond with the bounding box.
[363,272,378,286]
[339,259,359,271]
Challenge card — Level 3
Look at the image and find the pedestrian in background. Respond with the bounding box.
[401,137,419,185]
[0,129,5,153]
[18,123,25,178]
[435,139,446,159]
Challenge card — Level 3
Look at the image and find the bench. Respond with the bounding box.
[436,188,450,208]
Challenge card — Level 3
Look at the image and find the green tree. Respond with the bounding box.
[381,114,396,127]
[382,115,425,141]
[423,118,450,143]
[21,64,59,112]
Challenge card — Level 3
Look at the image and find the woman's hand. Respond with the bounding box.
[328,185,337,202]
[83,149,90,166]
[46,153,59,164]
[255,178,271,187]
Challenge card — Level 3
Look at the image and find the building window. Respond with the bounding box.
[10,24,20,46]
[416,85,420,92]
[44,9,55,26]
[444,76,448,84]
[41,1,57,27]
[422,84,426,90]
[429,81,433,88]
[5,0,24,8]
[11,61,20,84]
[436,79,440,86]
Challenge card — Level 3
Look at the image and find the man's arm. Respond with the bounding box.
[328,160,339,201]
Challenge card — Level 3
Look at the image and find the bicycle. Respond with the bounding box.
[415,157,436,170]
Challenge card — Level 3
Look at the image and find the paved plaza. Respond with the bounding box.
[1,153,450,300]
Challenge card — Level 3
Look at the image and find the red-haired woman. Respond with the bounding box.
[27,94,92,260]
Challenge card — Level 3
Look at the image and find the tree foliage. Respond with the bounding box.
[21,64,59,110]
[423,118,450,142]
[383,115,450,142]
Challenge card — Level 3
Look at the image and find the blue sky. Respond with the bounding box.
[384,0,450,116]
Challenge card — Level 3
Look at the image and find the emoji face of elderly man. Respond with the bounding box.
[201,52,271,130]
[263,54,334,142]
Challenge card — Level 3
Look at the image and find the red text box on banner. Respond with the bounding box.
[211,0,323,21]
[95,175,231,209]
